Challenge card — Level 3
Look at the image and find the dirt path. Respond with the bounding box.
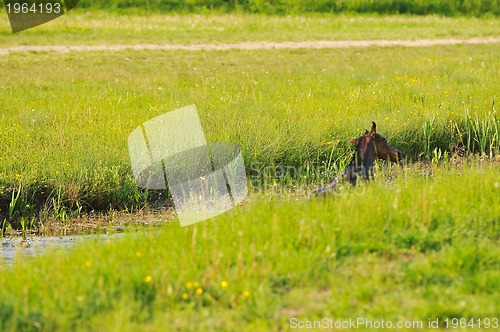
[1,37,499,55]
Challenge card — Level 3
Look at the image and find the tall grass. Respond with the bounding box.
[0,15,499,330]
[73,0,500,16]
[459,107,499,157]
[0,162,499,330]
[0,19,499,228]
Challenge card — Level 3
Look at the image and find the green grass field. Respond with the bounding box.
[1,162,500,330]
[1,11,500,45]
[0,10,499,331]
[1,14,499,224]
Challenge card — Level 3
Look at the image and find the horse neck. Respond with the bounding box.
[343,140,375,183]
[348,143,370,168]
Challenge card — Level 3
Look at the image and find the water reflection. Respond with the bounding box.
[1,233,125,267]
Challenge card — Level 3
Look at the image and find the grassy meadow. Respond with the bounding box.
[1,12,500,45]
[1,162,500,330]
[1,13,499,226]
[0,9,499,331]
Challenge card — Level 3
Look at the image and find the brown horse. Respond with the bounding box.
[311,122,401,195]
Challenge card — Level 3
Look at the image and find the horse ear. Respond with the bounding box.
[370,122,377,137]
[350,137,360,144]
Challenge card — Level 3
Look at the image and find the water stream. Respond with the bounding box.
[0,233,125,267]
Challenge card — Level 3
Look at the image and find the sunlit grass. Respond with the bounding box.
[0,11,499,331]
[0,161,499,330]
[0,11,499,45]
[1,40,499,227]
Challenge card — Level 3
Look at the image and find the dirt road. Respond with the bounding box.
[1,37,499,55]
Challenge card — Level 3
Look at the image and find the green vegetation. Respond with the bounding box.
[2,13,500,46]
[0,161,499,330]
[1,24,499,228]
[0,11,499,331]
[74,0,500,16]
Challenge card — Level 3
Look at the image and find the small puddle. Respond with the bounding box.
[0,233,125,267]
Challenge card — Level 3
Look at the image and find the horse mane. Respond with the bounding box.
[343,129,376,185]
[348,130,370,167]
[349,135,363,166]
